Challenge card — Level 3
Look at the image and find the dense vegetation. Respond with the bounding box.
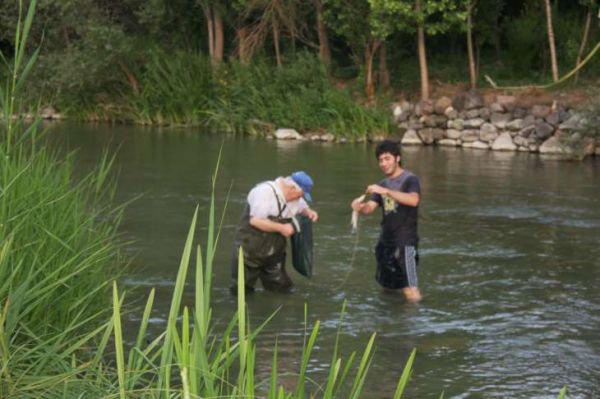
[0,0,598,132]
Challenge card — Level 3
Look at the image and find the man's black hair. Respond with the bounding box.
[375,140,402,164]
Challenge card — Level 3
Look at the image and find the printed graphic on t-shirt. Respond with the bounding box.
[383,196,396,214]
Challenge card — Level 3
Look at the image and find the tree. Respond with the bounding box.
[574,0,597,82]
[323,0,388,102]
[466,0,477,88]
[198,0,226,65]
[369,0,467,100]
[543,0,559,81]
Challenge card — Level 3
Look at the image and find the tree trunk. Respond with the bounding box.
[314,0,331,68]
[378,42,390,91]
[213,8,224,65]
[273,20,282,67]
[365,40,380,104]
[574,6,592,82]
[416,0,430,100]
[466,2,477,89]
[118,61,139,95]
[202,5,215,59]
[544,0,559,82]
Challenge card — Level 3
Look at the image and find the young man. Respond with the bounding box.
[351,140,422,303]
[231,171,318,294]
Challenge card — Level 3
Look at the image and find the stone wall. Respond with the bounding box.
[394,91,598,157]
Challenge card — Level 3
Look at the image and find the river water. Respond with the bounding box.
[51,123,600,398]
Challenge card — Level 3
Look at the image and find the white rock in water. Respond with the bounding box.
[401,129,423,145]
[491,132,517,151]
[275,128,302,140]
[438,139,459,146]
[463,140,489,149]
[539,136,571,154]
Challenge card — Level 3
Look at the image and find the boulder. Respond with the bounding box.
[420,99,435,115]
[422,115,437,127]
[408,118,424,130]
[444,106,458,119]
[465,109,480,119]
[438,139,459,146]
[460,129,480,142]
[320,133,336,142]
[522,114,536,128]
[464,118,485,129]
[401,129,423,145]
[491,132,517,151]
[531,104,551,118]
[452,90,484,111]
[506,119,523,131]
[518,125,536,137]
[490,112,512,129]
[433,115,448,127]
[490,102,504,113]
[463,140,490,149]
[40,106,58,119]
[534,121,555,139]
[479,107,491,120]
[418,128,444,144]
[517,146,529,152]
[434,96,453,114]
[496,95,516,108]
[480,123,499,142]
[513,135,528,147]
[275,128,302,140]
[448,119,464,130]
[559,114,584,131]
[545,112,561,126]
[512,107,528,119]
[446,129,462,139]
[539,136,570,154]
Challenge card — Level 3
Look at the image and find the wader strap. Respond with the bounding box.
[266,182,286,219]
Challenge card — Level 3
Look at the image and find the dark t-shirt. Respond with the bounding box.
[371,170,420,246]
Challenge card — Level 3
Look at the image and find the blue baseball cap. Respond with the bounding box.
[291,171,313,202]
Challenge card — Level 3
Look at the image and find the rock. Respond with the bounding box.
[275,128,302,140]
[395,111,410,123]
[460,129,480,142]
[490,102,504,113]
[448,119,464,130]
[444,106,458,119]
[513,135,528,147]
[433,115,448,127]
[464,118,485,129]
[418,128,445,144]
[506,119,523,131]
[438,139,459,146]
[339,137,348,144]
[528,144,539,152]
[463,140,489,149]
[512,107,528,119]
[40,106,58,119]
[422,115,437,127]
[491,132,517,151]
[490,112,512,129]
[465,109,480,119]
[496,95,516,108]
[434,96,453,114]
[517,125,536,139]
[517,146,529,152]
[545,112,561,126]
[479,123,498,142]
[531,105,551,118]
[559,114,584,131]
[420,99,435,115]
[408,118,423,130]
[479,107,491,120]
[321,133,336,142]
[539,136,570,154]
[522,114,536,128]
[446,129,462,139]
[452,90,484,111]
[557,109,571,124]
[534,121,555,139]
[401,129,424,145]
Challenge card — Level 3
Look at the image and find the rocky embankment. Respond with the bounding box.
[394,91,598,158]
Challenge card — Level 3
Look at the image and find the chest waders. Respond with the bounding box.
[230,183,293,293]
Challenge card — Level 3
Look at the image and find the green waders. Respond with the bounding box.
[230,184,293,293]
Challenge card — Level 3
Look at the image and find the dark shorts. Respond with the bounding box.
[375,242,419,289]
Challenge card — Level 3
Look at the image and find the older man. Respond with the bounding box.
[231,171,318,294]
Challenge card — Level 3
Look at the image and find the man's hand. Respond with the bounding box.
[366,184,389,196]
[279,223,295,237]
[303,208,319,222]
